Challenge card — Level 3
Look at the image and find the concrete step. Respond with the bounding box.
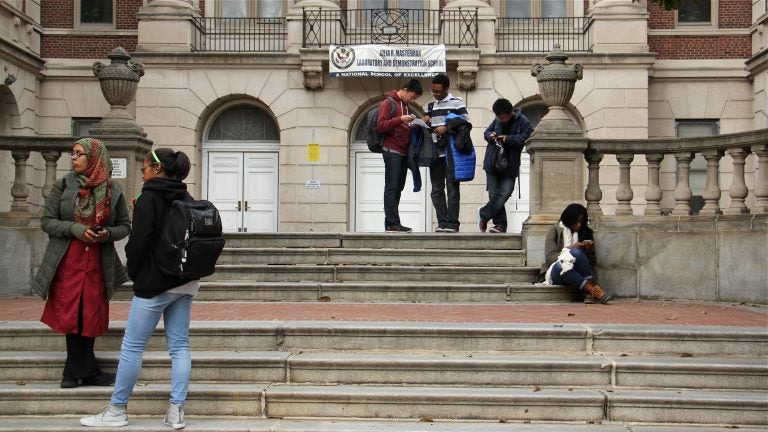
[264,386,768,425]
[5,418,765,432]
[217,247,526,267]
[113,282,577,303]
[210,265,541,283]
[0,383,263,416]
[2,352,765,392]
[1,383,765,425]
[223,232,522,250]
[2,322,765,357]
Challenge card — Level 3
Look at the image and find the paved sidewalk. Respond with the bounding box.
[0,297,765,326]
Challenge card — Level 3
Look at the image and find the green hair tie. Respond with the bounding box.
[151,150,161,164]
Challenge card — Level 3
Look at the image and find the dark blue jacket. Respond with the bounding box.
[482,109,533,179]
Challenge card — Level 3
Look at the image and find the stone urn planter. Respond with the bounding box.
[90,47,146,136]
[531,44,583,132]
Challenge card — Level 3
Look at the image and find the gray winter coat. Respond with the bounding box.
[30,172,131,300]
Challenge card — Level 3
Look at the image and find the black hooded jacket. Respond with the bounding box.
[125,177,191,298]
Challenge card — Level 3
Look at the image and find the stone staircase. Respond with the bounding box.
[0,233,766,431]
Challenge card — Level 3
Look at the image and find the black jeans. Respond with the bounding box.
[383,149,408,228]
[429,158,460,230]
[63,296,100,379]
[64,334,99,379]
[479,172,517,228]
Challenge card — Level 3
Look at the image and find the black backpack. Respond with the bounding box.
[157,199,225,280]
[365,96,396,153]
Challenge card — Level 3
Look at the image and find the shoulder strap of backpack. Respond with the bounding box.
[427,102,434,116]
[387,96,396,117]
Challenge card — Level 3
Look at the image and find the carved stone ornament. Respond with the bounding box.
[531,44,583,108]
[91,47,147,136]
[93,47,145,107]
[302,65,324,90]
[530,44,583,132]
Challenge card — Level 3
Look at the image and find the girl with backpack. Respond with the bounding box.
[81,148,197,429]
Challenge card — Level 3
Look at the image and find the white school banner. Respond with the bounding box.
[329,44,446,78]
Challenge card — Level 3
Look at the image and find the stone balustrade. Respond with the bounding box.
[585,129,768,217]
[0,136,75,226]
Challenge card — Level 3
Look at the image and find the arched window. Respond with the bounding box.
[206,105,279,142]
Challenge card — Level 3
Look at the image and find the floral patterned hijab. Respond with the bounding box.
[73,138,111,227]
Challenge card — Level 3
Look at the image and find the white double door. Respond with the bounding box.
[207,152,278,233]
[354,150,430,232]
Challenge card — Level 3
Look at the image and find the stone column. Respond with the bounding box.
[524,45,586,268]
[89,48,153,205]
[589,0,649,53]
[136,0,199,53]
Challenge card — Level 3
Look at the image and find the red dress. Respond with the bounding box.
[41,239,109,337]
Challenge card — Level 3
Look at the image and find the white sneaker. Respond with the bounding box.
[164,403,186,429]
[80,405,128,427]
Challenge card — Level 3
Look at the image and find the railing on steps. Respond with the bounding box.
[0,136,75,222]
[192,16,287,52]
[302,8,478,48]
[496,17,593,53]
[584,129,768,216]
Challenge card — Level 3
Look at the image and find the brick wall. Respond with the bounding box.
[116,0,142,30]
[199,0,206,17]
[41,0,73,28]
[648,35,751,59]
[719,0,750,28]
[41,35,137,59]
[647,0,751,59]
[41,1,142,59]
[649,0,751,30]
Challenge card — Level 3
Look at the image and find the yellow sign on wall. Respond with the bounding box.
[307,143,320,162]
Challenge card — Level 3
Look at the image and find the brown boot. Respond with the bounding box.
[584,281,612,304]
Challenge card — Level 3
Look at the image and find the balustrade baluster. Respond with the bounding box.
[644,153,663,215]
[10,150,30,213]
[41,151,61,201]
[585,150,603,216]
[725,148,750,215]
[700,149,723,216]
[752,144,768,214]
[615,154,634,216]
[672,152,694,216]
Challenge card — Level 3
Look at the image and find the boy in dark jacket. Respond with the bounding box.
[479,98,533,233]
[376,79,423,233]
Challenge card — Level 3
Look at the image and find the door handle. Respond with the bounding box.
[236,201,241,211]
[244,201,249,211]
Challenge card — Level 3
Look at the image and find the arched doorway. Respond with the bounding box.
[349,104,430,232]
[203,103,280,233]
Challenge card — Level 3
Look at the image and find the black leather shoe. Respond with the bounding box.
[60,377,81,388]
[83,372,116,386]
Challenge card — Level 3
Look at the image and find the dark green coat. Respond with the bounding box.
[30,172,131,300]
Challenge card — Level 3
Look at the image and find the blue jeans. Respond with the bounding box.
[430,157,460,230]
[111,292,193,407]
[383,150,408,228]
[479,172,516,228]
[551,248,594,290]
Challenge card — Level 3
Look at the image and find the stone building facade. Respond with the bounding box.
[0,0,763,233]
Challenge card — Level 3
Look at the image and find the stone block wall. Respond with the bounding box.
[593,215,768,304]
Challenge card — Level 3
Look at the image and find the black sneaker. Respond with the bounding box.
[489,225,506,233]
[60,377,81,388]
[386,225,412,233]
[83,371,116,387]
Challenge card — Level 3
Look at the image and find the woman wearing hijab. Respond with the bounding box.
[540,203,612,304]
[31,137,131,388]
